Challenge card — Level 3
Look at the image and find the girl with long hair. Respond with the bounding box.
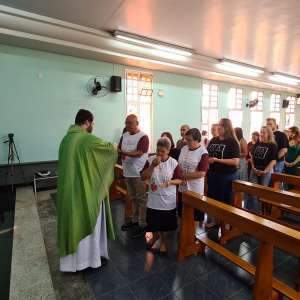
[284,126,300,188]
[207,118,240,207]
[245,126,277,212]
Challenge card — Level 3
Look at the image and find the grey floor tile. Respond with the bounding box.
[112,255,153,284]
[140,250,176,273]
[239,236,259,251]
[241,247,291,268]
[158,261,198,293]
[160,293,179,300]
[98,286,136,300]
[197,267,246,299]
[174,279,220,300]
[226,287,252,300]
[205,247,232,267]
[222,260,254,286]
[130,274,170,300]
[274,255,299,288]
[224,238,252,257]
[85,261,127,296]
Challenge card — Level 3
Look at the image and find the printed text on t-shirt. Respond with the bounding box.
[208,144,226,159]
[253,146,269,160]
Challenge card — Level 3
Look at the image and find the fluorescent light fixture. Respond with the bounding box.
[217,59,264,77]
[149,49,188,61]
[113,30,193,57]
[269,73,300,86]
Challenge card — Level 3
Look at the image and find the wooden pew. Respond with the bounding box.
[217,180,300,246]
[272,173,300,194]
[227,180,300,293]
[271,173,300,291]
[233,180,300,225]
[109,164,132,221]
[178,191,300,300]
[271,173,300,217]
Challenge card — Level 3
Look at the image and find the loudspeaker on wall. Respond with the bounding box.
[110,76,122,92]
[282,99,289,108]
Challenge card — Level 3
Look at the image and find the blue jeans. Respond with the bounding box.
[237,158,248,181]
[207,171,238,205]
[274,160,285,173]
[244,170,272,213]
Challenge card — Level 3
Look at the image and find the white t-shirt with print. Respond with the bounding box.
[147,156,178,210]
[121,131,148,177]
[178,145,207,194]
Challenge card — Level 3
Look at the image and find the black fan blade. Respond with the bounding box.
[96,82,102,91]
[92,87,98,95]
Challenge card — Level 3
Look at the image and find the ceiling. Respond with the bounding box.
[1,0,300,94]
[1,0,300,77]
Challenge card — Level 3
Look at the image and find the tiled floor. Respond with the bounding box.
[84,200,247,300]
[84,199,299,300]
[35,190,299,300]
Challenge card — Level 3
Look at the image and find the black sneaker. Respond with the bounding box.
[121,221,138,231]
[131,225,146,239]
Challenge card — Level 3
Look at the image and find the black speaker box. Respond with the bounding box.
[110,76,122,92]
[282,99,289,108]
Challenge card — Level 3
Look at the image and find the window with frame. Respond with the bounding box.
[250,91,264,135]
[228,88,243,128]
[201,83,219,137]
[270,94,281,126]
[285,96,296,129]
[126,70,153,145]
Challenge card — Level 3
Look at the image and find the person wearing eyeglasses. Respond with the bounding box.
[118,114,149,239]
[178,128,209,239]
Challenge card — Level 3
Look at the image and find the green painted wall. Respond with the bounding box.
[0,44,299,164]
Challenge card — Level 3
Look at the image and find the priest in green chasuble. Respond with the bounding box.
[57,109,117,272]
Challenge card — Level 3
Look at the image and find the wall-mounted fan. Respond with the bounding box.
[246,99,258,108]
[86,76,110,97]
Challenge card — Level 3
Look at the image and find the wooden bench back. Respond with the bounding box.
[183,191,300,256]
[179,191,300,299]
[272,173,300,190]
[232,180,300,209]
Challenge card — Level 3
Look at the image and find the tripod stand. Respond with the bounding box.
[4,134,23,190]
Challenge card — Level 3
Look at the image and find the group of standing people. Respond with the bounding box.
[57,109,300,272]
[235,118,300,211]
[119,116,241,251]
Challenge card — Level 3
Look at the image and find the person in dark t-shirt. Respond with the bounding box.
[245,126,277,212]
[207,118,240,207]
[266,118,288,173]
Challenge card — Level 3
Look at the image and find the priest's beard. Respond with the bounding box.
[87,124,93,133]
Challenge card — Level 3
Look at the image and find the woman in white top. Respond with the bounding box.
[141,137,183,253]
[178,128,209,239]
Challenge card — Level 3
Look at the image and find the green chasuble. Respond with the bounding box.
[57,125,117,257]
